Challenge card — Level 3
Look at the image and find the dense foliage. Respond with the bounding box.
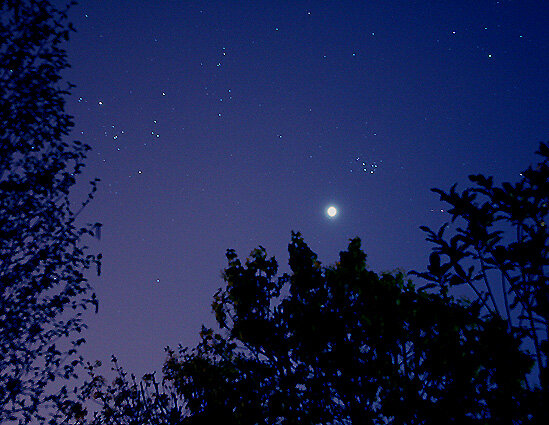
[0,1,99,423]
[166,233,531,424]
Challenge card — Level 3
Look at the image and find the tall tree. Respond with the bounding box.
[413,142,548,402]
[0,1,99,423]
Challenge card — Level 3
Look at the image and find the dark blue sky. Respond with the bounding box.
[65,0,548,376]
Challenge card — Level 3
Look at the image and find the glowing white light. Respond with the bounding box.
[327,206,337,217]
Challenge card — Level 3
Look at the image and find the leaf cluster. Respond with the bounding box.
[412,142,549,396]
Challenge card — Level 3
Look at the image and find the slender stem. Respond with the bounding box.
[501,272,512,331]
[448,255,495,315]
[460,271,495,316]
[478,251,501,317]
[527,306,544,387]
[494,264,530,324]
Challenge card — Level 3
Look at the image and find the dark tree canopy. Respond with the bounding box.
[0,1,99,423]
[165,233,531,424]
[413,142,549,401]
[83,234,532,424]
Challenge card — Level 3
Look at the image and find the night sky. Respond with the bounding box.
[64,1,548,377]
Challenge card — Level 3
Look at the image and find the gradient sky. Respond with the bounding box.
[63,0,548,377]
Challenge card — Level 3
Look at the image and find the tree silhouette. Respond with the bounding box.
[161,233,531,424]
[86,234,533,424]
[0,1,99,423]
[413,142,549,409]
